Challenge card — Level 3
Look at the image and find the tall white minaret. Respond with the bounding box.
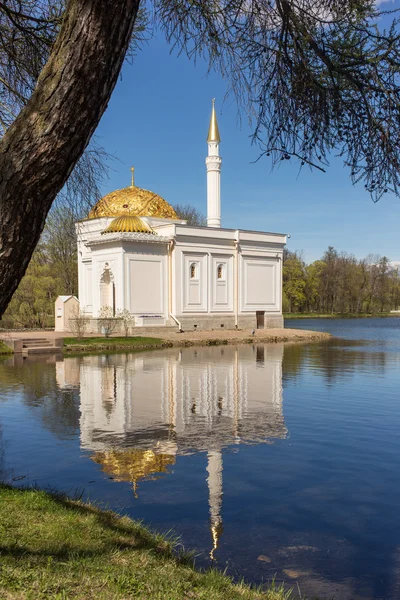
[206,99,222,228]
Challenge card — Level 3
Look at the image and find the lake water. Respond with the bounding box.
[1,319,400,599]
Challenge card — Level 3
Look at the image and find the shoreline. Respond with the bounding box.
[62,328,332,354]
[0,327,333,357]
[0,340,13,355]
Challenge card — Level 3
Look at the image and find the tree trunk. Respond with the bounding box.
[0,0,141,317]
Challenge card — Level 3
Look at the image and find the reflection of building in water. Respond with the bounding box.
[73,345,286,451]
[91,448,176,498]
[57,344,286,557]
[55,358,80,389]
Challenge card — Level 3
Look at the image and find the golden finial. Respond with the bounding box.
[130,166,135,187]
[207,98,221,143]
[209,521,223,560]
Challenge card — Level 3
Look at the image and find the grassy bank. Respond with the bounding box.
[63,336,172,354]
[284,312,399,319]
[0,484,291,600]
[0,340,13,355]
[63,331,331,356]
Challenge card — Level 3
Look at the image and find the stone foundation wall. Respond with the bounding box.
[178,315,237,331]
[80,319,177,336]
[1,338,23,353]
[66,313,283,335]
[177,314,283,331]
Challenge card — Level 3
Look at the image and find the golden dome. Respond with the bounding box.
[102,215,155,235]
[88,185,178,220]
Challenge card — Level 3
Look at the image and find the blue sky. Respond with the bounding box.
[96,8,400,264]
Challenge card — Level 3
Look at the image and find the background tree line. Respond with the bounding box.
[1,208,77,329]
[283,247,400,314]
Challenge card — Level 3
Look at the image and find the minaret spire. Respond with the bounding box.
[207,99,221,143]
[206,99,222,228]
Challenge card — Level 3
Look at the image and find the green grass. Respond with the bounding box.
[0,484,292,600]
[63,336,171,354]
[0,340,13,355]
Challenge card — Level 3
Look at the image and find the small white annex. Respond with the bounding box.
[55,295,79,333]
[72,101,287,332]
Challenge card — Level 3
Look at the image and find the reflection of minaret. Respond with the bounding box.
[206,450,223,560]
[233,347,239,438]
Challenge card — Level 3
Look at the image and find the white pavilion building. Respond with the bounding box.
[73,101,287,332]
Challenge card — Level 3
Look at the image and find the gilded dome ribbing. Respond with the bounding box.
[102,215,155,235]
[88,185,178,220]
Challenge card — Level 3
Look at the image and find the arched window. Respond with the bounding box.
[217,264,223,279]
[190,263,196,279]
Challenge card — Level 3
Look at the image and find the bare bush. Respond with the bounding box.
[68,304,88,340]
[116,309,135,337]
[98,306,120,338]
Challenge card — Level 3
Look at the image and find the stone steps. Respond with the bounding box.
[22,340,52,348]
[1,336,63,355]
[23,346,61,356]
[20,337,63,356]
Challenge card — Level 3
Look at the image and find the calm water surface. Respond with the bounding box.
[1,318,400,599]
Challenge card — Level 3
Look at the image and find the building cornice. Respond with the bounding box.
[86,232,172,246]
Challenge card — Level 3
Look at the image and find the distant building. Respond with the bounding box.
[69,101,286,333]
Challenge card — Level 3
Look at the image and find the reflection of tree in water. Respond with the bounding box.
[0,358,55,399]
[283,339,387,385]
[39,388,80,440]
[0,357,80,440]
[0,423,6,481]
[281,344,305,384]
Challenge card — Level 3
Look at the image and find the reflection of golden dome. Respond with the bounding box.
[88,186,178,220]
[102,216,155,235]
[92,448,175,485]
